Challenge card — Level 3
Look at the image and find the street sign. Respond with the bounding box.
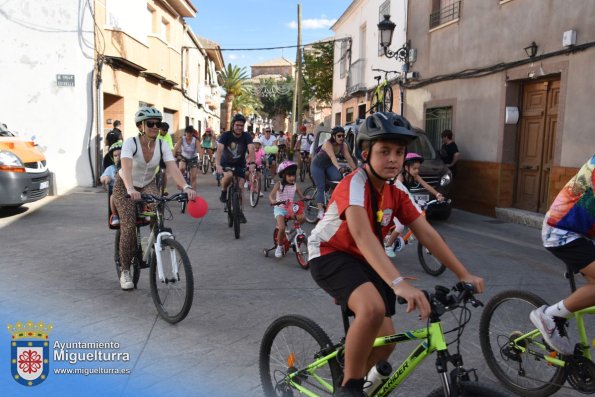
[56,74,75,87]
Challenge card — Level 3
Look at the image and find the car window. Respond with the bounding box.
[408,133,438,161]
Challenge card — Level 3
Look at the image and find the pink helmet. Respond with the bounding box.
[277,160,297,177]
[404,152,424,165]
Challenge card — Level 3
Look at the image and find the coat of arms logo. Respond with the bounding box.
[7,320,52,386]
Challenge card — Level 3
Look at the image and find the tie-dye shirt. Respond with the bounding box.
[543,155,595,247]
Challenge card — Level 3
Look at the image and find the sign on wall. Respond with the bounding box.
[56,74,75,87]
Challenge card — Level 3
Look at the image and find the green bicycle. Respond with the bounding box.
[259,283,508,396]
[369,68,396,113]
[479,265,595,396]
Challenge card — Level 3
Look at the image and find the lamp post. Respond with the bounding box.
[377,14,411,115]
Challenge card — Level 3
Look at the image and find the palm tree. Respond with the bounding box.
[218,64,249,130]
[233,84,263,118]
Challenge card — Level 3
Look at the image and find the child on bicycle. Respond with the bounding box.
[308,112,484,396]
[247,139,267,197]
[384,152,445,257]
[530,154,595,356]
[269,161,306,258]
[100,141,122,226]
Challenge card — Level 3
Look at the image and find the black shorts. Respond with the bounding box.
[309,251,396,317]
[220,163,246,179]
[547,238,595,274]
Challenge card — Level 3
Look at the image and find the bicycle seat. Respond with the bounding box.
[374,75,381,81]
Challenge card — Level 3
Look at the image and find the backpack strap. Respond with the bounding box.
[133,136,138,156]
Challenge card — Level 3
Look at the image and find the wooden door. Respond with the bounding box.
[515,79,559,212]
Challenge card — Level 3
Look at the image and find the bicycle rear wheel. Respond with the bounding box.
[303,186,319,224]
[417,233,447,276]
[259,315,341,397]
[294,234,309,270]
[299,161,306,182]
[479,290,565,397]
[383,84,393,113]
[232,190,241,239]
[250,173,261,207]
[428,381,509,397]
[227,190,233,227]
[149,238,194,324]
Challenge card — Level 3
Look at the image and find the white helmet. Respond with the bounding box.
[135,107,162,123]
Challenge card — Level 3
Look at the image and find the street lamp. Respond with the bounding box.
[377,14,412,115]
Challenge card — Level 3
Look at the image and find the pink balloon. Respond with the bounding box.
[187,196,208,218]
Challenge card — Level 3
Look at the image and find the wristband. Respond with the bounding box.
[391,276,416,289]
[183,184,192,190]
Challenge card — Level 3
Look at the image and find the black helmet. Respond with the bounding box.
[356,112,417,150]
[331,126,345,135]
[231,113,246,124]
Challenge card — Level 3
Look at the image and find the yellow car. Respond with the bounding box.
[0,125,50,207]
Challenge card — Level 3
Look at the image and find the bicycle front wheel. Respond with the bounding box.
[294,234,309,270]
[149,238,194,324]
[479,290,565,397]
[383,84,393,113]
[250,174,261,207]
[428,381,509,397]
[232,190,241,239]
[259,315,341,397]
[303,186,319,224]
[417,234,447,276]
[201,157,208,174]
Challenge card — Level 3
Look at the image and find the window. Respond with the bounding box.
[378,0,390,56]
[346,107,354,124]
[430,0,461,29]
[358,104,366,120]
[161,18,170,42]
[339,40,348,79]
[359,24,366,61]
[425,106,453,149]
[335,112,342,126]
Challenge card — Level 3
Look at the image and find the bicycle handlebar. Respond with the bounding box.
[421,198,451,209]
[136,192,188,203]
[397,283,483,316]
[371,68,398,75]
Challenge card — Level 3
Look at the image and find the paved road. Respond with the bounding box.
[0,169,587,396]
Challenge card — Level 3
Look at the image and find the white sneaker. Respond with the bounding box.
[275,245,284,258]
[119,270,134,290]
[317,209,324,220]
[530,305,573,355]
[384,245,396,258]
[244,181,249,188]
[259,192,264,197]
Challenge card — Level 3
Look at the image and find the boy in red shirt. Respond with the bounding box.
[308,112,484,396]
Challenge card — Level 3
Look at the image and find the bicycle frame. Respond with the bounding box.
[284,322,449,397]
[139,201,179,283]
[510,305,595,366]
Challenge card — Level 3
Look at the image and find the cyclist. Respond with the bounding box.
[307,112,484,396]
[269,161,307,258]
[215,113,256,224]
[294,125,314,172]
[277,131,287,160]
[112,106,197,291]
[384,153,445,257]
[157,122,173,194]
[530,154,595,356]
[100,140,122,226]
[103,120,122,170]
[174,125,200,190]
[248,139,266,198]
[200,127,216,167]
[310,126,357,220]
[259,127,278,182]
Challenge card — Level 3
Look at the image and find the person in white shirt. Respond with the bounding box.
[112,106,197,291]
[260,128,278,180]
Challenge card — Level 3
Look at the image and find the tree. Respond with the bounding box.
[233,84,262,118]
[302,41,334,104]
[218,64,249,129]
[258,76,294,120]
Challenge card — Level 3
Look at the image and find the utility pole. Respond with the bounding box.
[291,3,303,135]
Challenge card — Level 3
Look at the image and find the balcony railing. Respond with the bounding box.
[429,1,461,29]
[346,58,367,95]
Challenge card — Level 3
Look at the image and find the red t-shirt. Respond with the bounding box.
[308,168,421,261]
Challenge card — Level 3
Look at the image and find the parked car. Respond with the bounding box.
[312,123,452,220]
[0,124,50,207]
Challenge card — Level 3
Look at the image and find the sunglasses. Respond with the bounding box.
[335,134,345,138]
[145,121,162,128]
